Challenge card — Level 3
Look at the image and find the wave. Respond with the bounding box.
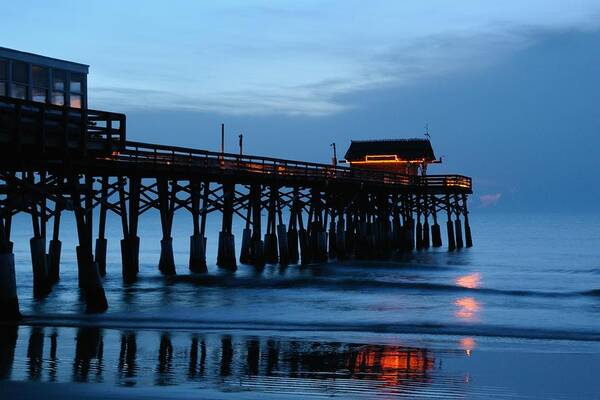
[580,289,600,297]
[19,313,600,342]
[147,274,599,299]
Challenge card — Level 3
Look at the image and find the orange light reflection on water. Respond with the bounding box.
[460,337,476,357]
[454,297,481,321]
[455,272,481,289]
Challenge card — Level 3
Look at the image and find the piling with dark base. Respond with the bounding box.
[264,233,278,264]
[431,224,442,248]
[217,232,237,270]
[30,237,50,297]
[239,228,252,264]
[464,221,473,248]
[159,237,176,275]
[454,219,464,249]
[189,235,207,273]
[423,221,430,249]
[120,236,140,283]
[446,221,456,251]
[252,239,265,268]
[405,220,415,251]
[287,228,299,264]
[48,239,62,283]
[94,238,107,276]
[316,231,328,262]
[75,246,108,313]
[298,228,311,265]
[335,219,346,259]
[0,253,20,320]
[277,224,289,266]
[415,221,423,250]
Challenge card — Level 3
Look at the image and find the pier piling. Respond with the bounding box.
[158,179,176,275]
[217,183,237,270]
[48,207,62,282]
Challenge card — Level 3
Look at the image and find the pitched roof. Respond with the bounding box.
[344,139,436,161]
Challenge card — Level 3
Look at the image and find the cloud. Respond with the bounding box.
[479,193,502,208]
[79,1,600,115]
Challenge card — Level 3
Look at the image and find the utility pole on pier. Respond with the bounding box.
[221,123,225,155]
[330,142,337,166]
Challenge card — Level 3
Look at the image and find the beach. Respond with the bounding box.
[1,212,599,399]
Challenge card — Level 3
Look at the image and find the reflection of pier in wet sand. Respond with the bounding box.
[0,326,472,397]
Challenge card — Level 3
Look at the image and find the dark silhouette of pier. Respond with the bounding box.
[0,95,472,318]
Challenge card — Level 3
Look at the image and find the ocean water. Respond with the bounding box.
[1,211,600,398]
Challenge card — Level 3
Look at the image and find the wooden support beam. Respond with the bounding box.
[287,187,300,264]
[276,189,289,266]
[264,186,279,264]
[217,183,237,270]
[189,179,207,273]
[158,178,176,275]
[48,205,62,282]
[94,175,108,276]
[72,173,108,313]
[454,194,464,249]
[0,201,20,321]
[28,171,50,297]
[445,194,456,251]
[248,184,264,267]
[462,193,473,248]
[422,194,430,249]
[431,195,443,248]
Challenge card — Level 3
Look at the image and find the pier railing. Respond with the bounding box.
[0,95,125,152]
[117,141,472,192]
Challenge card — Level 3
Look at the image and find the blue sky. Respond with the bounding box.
[3,1,600,210]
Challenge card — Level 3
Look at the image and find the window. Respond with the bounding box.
[0,59,6,81]
[52,70,66,106]
[69,72,83,108]
[13,61,28,83]
[32,65,48,103]
[11,84,27,99]
[12,61,29,100]
[70,73,83,93]
[33,87,47,103]
[70,94,81,108]
[0,59,6,97]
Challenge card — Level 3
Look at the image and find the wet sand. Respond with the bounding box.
[1,324,599,399]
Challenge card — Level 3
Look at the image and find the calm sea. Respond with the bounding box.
[1,211,599,399]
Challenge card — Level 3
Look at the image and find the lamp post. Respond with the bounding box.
[330,142,337,166]
[239,133,243,156]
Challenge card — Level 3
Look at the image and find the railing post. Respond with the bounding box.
[106,114,112,153]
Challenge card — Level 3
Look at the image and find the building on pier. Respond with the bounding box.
[344,139,440,175]
[0,47,88,109]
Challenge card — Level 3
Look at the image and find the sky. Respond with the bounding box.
[2,1,600,211]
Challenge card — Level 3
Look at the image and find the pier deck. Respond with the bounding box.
[0,96,473,318]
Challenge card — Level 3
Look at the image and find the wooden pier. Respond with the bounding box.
[0,96,472,319]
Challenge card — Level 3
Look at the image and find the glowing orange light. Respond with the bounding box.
[350,157,427,165]
[454,297,480,321]
[456,273,481,289]
[460,337,476,357]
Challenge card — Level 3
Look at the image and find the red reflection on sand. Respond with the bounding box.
[456,273,481,289]
[454,297,481,321]
[353,346,434,386]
